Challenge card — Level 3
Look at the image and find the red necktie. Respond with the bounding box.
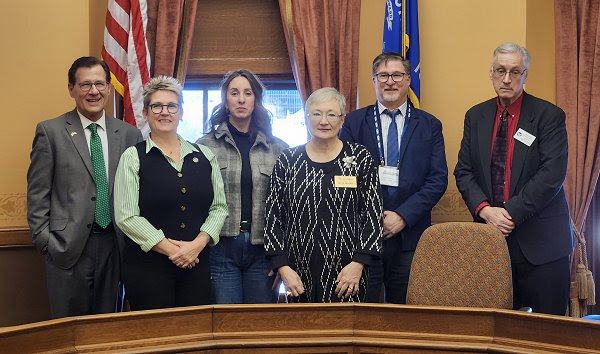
[491,110,509,207]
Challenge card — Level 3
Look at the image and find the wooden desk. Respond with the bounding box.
[1,304,599,353]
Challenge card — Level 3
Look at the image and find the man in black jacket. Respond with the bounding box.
[454,43,574,315]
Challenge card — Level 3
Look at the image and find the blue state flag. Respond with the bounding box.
[383,0,420,108]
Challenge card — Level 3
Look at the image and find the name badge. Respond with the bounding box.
[334,175,357,188]
[378,166,399,187]
[514,128,536,146]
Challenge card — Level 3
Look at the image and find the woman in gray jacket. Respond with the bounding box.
[198,69,288,303]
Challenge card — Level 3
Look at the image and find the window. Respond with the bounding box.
[264,89,307,147]
[181,0,303,146]
[178,89,221,143]
[180,86,307,147]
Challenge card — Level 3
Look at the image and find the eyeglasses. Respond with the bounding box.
[78,81,108,92]
[149,103,180,114]
[308,112,344,122]
[374,72,408,83]
[492,68,527,79]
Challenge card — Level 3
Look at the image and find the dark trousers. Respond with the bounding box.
[45,226,120,319]
[124,247,211,311]
[507,235,570,315]
[366,234,415,304]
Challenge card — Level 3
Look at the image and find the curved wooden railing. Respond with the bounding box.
[1,304,599,353]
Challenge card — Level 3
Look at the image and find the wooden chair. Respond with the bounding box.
[406,222,513,309]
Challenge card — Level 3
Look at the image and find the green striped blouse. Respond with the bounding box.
[114,135,228,252]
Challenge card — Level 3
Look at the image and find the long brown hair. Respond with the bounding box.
[207,69,273,138]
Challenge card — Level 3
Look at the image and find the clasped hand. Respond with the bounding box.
[479,206,515,236]
[165,233,210,269]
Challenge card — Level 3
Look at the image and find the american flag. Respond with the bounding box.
[102,0,151,137]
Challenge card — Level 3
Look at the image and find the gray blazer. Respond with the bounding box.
[198,122,288,245]
[27,109,142,269]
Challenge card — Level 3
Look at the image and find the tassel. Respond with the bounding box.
[586,270,596,306]
[570,297,581,317]
[581,302,589,317]
[577,263,588,299]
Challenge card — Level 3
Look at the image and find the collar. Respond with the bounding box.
[77,110,107,131]
[496,91,524,117]
[145,134,197,154]
[376,99,408,117]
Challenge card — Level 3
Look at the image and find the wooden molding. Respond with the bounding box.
[0,304,599,353]
[0,228,32,248]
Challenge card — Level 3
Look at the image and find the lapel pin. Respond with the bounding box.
[70,132,77,137]
[192,157,199,163]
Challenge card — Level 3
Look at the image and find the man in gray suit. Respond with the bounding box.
[27,57,143,318]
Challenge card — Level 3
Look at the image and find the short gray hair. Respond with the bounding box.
[142,76,184,109]
[305,87,347,116]
[492,42,531,69]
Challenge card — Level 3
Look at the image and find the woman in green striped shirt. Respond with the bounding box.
[114,76,228,310]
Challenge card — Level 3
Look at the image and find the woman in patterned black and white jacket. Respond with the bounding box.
[264,87,383,303]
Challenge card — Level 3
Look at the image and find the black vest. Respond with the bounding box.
[124,142,214,263]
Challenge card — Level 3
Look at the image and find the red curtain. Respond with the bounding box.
[278,0,361,111]
[146,0,198,83]
[555,0,600,317]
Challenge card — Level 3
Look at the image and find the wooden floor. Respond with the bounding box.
[1,303,599,353]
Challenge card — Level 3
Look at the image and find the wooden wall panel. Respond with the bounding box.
[0,194,27,229]
[0,245,49,327]
[1,304,600,353]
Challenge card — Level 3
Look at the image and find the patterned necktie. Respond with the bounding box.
[88,123,111,228]
[491,110,509,207]
[386,109,400,167]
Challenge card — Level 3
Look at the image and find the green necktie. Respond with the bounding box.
[88,123,111,228]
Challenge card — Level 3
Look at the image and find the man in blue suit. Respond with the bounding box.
[340,52,448,303]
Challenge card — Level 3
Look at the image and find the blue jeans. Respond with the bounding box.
[210,232,276,304]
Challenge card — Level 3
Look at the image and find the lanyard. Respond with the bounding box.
[373,102,411,166]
